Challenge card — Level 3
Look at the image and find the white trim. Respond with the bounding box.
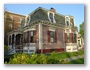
[49,27,55,31]
[25,15,31,26]
[65,16,70,26]
[47,11,56,23]
[24,28,36,32]
[66,45,78,52]
[27,15,31,25]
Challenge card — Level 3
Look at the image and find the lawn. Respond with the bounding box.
[46,50,84,60]
[4,50,84,63]
[68,58,84,64]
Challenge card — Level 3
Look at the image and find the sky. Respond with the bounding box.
[4,4,84,31]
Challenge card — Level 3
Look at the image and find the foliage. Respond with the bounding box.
[4,45,8,51]
[79,22,84,38]
[4,11,13,45]
[5,52,61,64]
[59,59,69,64]
[5,50,84,64]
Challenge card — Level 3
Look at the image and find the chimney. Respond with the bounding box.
[50,7,56,13]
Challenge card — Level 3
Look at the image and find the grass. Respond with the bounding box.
[4,50,84,63]
[46,50,84,60]
[68,58,84,64]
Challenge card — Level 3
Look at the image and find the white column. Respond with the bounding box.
[69,17,70,26]
[11,34,12,47]
[14,34,16,45]
[14,34,16,49]
[39,23,42,50]
[8,35,10,49]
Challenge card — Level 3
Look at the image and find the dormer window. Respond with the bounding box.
[25,15,31,25]
[49,13,53,22]
[66,17,69,26]
[70,18,74,26]
[48,12,56,23]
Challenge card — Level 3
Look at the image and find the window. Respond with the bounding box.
[26,16,30,25]
[30,31,34,43]
[10,15,13,20]
[66,17,69,26]
[78,40,80,45]
[67,33,70,43]
[9,24,12,29]
[49,13,53,22]
[18,18,22,22]
[73,33,77,43]
[48,30,57,43]
[50,31,54,43]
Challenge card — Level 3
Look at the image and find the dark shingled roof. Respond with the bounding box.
[29,7,65,26]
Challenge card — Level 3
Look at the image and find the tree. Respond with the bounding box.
[4,11,14,45]
[79,22,84,38]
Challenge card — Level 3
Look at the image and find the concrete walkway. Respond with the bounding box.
[64,55,84,62]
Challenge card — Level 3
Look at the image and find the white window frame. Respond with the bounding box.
[48,11,56,23]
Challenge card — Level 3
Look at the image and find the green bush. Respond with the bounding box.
[5,53,29,64]
[59,59,68,64]
[4,45,8,51]
[5,52,68,64]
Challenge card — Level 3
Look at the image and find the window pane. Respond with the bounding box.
[31,31,33,36]
[50,31,54,37]
[50,31,54,43]
[30,36,33,43]
[50,38,54,43]
[49,13,53,22]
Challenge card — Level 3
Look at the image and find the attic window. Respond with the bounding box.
[25,15,31,25]
[48,12,56,23]
[49,13,53,22]
[66,17,69,26]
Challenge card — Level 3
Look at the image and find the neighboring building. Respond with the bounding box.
[77,34,84,50]
[4,11,25,45]
[4,11,25,30]
[7,7,80,54]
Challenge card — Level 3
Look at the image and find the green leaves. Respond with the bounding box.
[5,52,61,64]
[79,22,84,38]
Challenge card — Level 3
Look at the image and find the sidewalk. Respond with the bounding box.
[64,55,84,62]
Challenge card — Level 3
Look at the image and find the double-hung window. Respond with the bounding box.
[50,31,54,43]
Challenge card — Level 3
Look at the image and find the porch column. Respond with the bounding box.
[8,35,10,49]
[39,23,43,53]
[14,34,16,49]
[13,34,16,53]
[11,34,12,46]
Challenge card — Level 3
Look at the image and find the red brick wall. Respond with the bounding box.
[9,13,25,30]
[36,48,64,53]
[42,25,64,50]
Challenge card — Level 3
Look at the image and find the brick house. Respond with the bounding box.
[4,11,25,45]
[7,7,79,54]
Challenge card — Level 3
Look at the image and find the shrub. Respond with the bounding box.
[4,45,8,51]
[59,59,69,64]
[5,53,29,64]
[5,52,67,64]
[37,54,47,64]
